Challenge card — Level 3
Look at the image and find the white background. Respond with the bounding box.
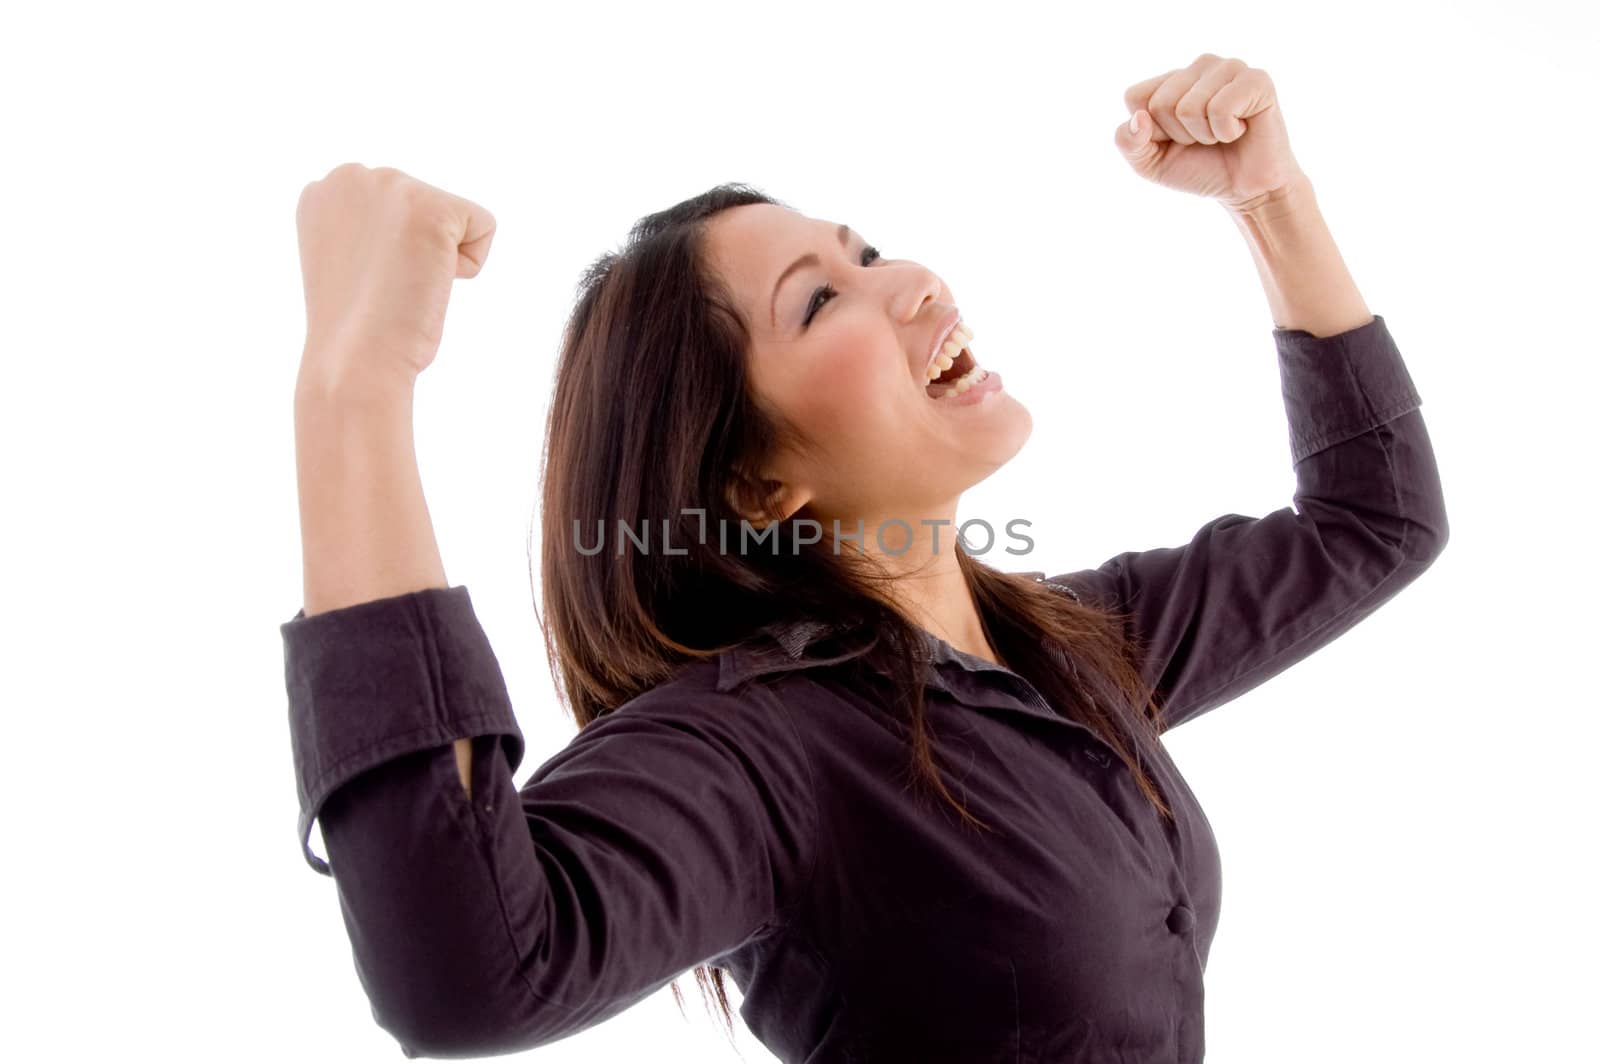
[4,1,1596,1060]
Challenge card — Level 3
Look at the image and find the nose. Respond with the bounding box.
[900,266,946,324]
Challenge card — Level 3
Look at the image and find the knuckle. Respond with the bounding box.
[394,180,432,212]
[391,183,448,231]
[374,168,414,201]
[365,167,410,203]
[364,169,428,215]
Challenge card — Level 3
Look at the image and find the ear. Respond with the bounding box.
[726,472,811,527]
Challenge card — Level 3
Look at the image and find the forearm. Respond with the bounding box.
[1226,176,1373,338]
[292,361,471,795]
[293,362,447,616]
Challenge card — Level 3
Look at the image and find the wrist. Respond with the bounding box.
[1222,175,1372,337]
[296,345,417,415]
[1221,171,1316,224]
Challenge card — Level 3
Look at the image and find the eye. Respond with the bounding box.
[802,245,883,327]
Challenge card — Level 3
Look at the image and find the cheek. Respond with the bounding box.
[788,349,899,436]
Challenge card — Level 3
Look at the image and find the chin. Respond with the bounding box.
[994,397,1034,457]
[964,402,1034,480]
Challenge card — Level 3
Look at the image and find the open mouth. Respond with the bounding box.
[925,343,990,399]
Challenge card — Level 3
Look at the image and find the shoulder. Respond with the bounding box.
[622,655,897,777]
[520,657,822,912]
[1015,568,1087,604]
[603,657,767,726]
[533,657,820,834]
[596,658,815,771]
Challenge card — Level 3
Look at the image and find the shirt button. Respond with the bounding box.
[1085,747,1111,767]
[1167,903,1195,935]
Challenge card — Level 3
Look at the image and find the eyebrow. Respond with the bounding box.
[770,223,852,328]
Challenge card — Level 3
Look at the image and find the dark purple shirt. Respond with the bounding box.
[280,314,1447,1061]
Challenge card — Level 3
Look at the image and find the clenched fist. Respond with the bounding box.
[1113,54,1307,213]
[295,163,496,392]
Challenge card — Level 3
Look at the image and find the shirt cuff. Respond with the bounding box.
[1274,314,1422,465]
[279,585,526,875]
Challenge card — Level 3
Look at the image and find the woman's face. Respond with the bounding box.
[705,203,1032,531]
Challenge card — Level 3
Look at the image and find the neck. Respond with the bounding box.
[824,507,1000,666]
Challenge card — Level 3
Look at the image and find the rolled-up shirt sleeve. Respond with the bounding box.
[281,586,526,877]
[279,585,817,1058]
[1048,314,1449,732]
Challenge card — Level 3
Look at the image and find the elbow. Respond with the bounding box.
[350,924,582,1058]
[377,996,537,1060]
[387,1025,499,1061]
[1400,481,1450,570]
[1366,500,1446,588]
[385,1011,587,1060]
[1376,503,1448,595]
[368,982,500,1060]
[1406,505,1449,568]
[1393,409,1450,566]
[367,964,584,1059]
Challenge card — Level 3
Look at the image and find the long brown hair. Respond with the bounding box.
[534,182,1172,1043]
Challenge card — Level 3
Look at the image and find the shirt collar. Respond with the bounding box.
[713,571,1075,693]
[713,615,879,693]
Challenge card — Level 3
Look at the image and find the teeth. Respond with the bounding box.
[925,321,978,382]
[935,364,989,397]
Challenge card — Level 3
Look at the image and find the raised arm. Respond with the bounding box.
[1049,314,1446,732]
[291,377,479,797]
[1045,180,1448,732]
[291,162,501,797]
[282,165,815,1055]
[280,588,814,1056]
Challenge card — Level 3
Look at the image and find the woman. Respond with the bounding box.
[282,55,1447,1062]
